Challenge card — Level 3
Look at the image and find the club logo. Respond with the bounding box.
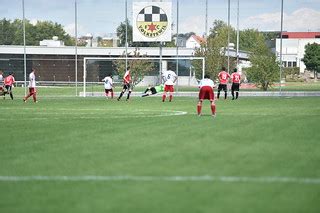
[136,5,168,38]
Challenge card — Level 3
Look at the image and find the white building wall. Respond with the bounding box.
[276,38,320,73]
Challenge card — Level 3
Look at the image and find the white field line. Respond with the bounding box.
[0,175,319,184]
[0,110,187,120]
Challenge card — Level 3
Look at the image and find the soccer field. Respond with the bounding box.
[1,96,320,213]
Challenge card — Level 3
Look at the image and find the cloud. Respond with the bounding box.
[179,15,206,35]
[64,23,88,37]
[243,8,320,31]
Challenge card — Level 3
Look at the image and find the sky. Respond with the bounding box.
[1,0,320,38]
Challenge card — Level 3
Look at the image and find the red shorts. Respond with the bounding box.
[164,85,174,92]
[29,88,36,94]
[199,86,214,100]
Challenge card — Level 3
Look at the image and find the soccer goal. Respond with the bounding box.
[81,56,205,97]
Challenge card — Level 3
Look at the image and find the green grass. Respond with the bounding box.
[1,96,320,213]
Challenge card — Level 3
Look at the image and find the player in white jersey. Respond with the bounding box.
[161,69,177,102]
[197,74,216,117]
[23,68,37,103]
[102,75,114,99]
[0,70,4,97]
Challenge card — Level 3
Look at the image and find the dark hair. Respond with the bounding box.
[222,67,226,71]
[204,74,210,79]
[127,66,130,70]
[233,68,237,72]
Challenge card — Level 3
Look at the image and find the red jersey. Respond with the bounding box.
[218,71,230,84]
[123,70,131,84]
[4,75,15,86]
[231,72,241,83]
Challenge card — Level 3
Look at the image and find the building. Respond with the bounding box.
[186,35,206,48]
[276,32,320,73]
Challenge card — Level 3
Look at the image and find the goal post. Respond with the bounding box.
[82,56,205,97]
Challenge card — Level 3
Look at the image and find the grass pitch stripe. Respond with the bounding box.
[0,176,320,184]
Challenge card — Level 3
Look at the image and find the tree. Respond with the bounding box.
[192,20,236,80]
[0,19,74,46]
[113,48,155,86]
[302,43,320,79]
[246,36,280,91]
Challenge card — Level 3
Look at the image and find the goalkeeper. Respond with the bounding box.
[142,84,164,97]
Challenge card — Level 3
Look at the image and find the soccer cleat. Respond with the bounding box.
[212,114,216,118]
[23,99,26,102]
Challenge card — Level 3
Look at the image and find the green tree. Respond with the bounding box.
[192,20,236,80]
[0,19,74,46]
[302,43,320,79]
[113,48,155,86]
[246,36,280,91]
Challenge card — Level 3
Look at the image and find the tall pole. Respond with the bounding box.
[125,0,128,70]
[176,0,179,92]
[236,0,240,67]
[279,0,284,95]
[205,0,208,38]
[22,0,27,96]
[227,0,230,74]
[75,0,78,96]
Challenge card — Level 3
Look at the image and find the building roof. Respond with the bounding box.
[281,32,320,39]
[190,35,206,44]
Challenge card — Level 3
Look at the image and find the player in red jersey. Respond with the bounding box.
[230,68,241,100]
[197,74,216,117]
[217,67,230,99]
[117,66,132,101]
[4,72,15,100]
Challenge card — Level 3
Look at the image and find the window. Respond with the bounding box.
[293,61,297,67]
[288,62,292,67]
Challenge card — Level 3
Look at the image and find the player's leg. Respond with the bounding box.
[23,88,31,102]
[162,85,167,102]
[126,89,132,100]
[235,84,239,99]
[32,88,37,102]
[169,86,174,102]
[223,85,227,99]
[111,89,114,99]
[231,84,235,100]
[7,86,13,100]
[197,100,203,116]
[217,84,222,99]
[162,91,166,102]
[117,85,126,101]
[210,100,216,117]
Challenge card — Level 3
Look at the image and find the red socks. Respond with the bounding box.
[197,104,202,115]
[169,95,172,102]
[211,104,216,115]
[162,95,166,102]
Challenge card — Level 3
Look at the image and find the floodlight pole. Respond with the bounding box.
[22,0,27,96]
[205,0,208,38]
[227,0,230,74]
[279,0,284,96]
[236,0,240,67]
[125,0,128,70]
[75,0,78,96]
[176,0,179,92]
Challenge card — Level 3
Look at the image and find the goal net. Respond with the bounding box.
[81,56,205,97]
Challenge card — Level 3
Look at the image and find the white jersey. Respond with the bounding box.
[0,74,3,86]
[28,72,36,88]
[162,70,177,86]
[102,76,113,89]
[199,78,215,88]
